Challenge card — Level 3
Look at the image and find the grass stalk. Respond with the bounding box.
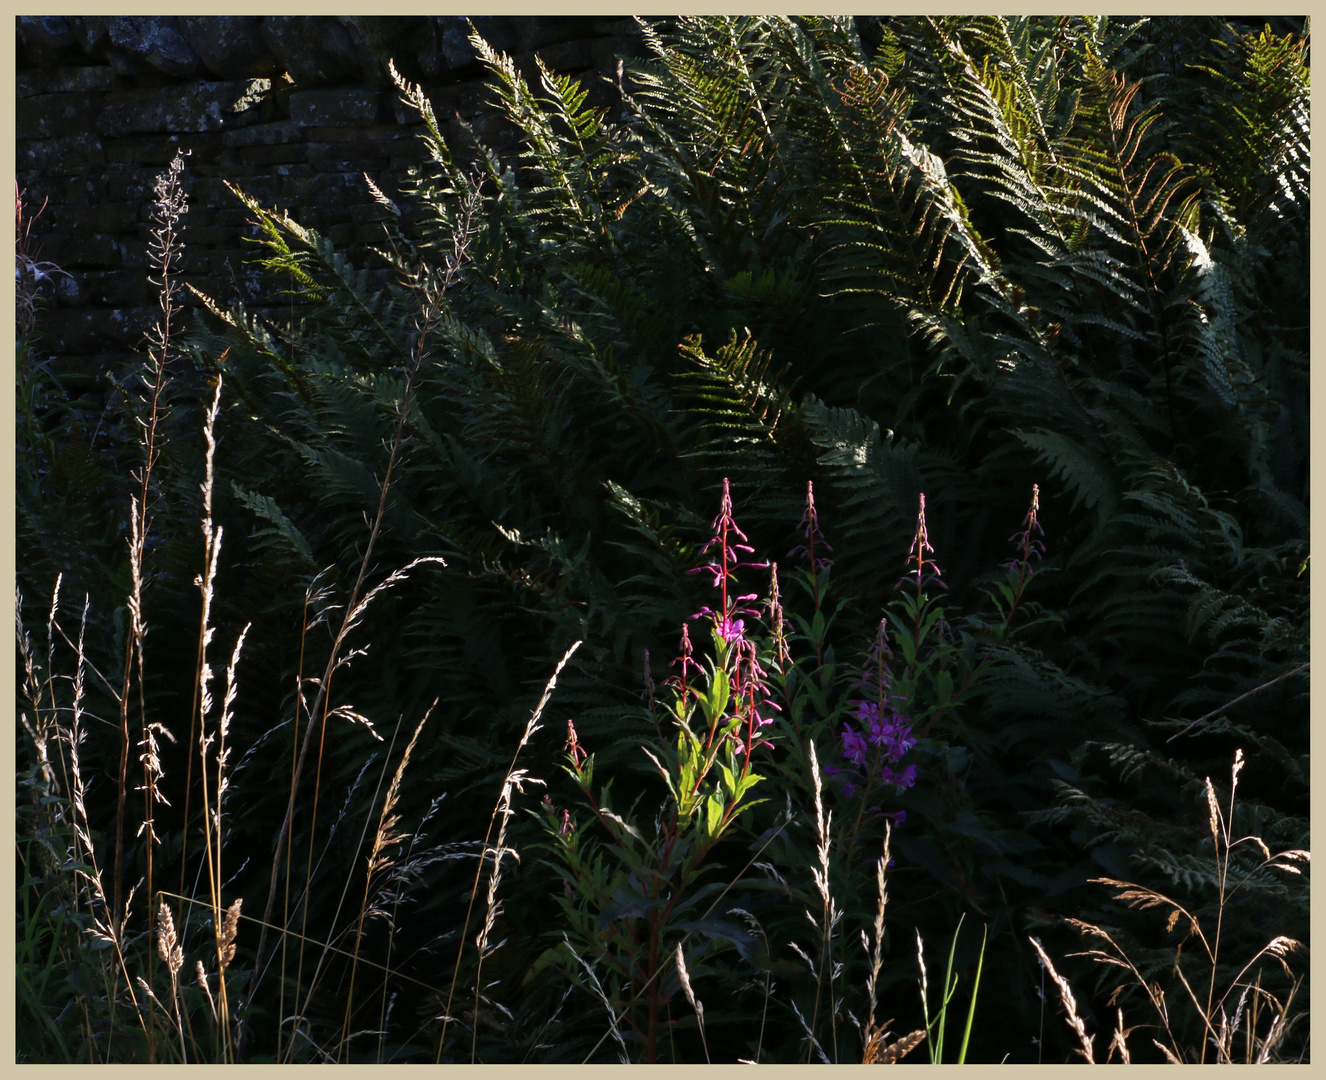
[803,740,839,1063]
[189,377,230,1058]
[245,187,474,1045]
[115,154,187,1033]
[339,703,434,1061]
[436,640,582,1062]
[64,597,150,1053]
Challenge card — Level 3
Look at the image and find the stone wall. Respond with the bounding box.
[17,15,645,390]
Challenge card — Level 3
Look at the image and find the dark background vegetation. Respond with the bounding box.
[17,15,1309,1064]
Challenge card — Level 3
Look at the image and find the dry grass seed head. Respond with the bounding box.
[1107,1007,1135,1064]
[864,825,892,1033]
[807,741,833,910]
[1153,1038,1184,1063]
[1029,937,1095,1064]
[675,942,710,1062]
[675,942,700,1017]
[561,934,630,1064]
[864,1026,926,1064]
[790,999,832,1064]
[1205,776,1222,847]
[1269,848,1310,874]
[1257,935,1305,981]
[158,900,184,976]
[197,960,217,1019]
[368,706,433,876]
[219,897,242,968]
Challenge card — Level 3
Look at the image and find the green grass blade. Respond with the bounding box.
[935,912,965,1063]
[957,922,988,1065]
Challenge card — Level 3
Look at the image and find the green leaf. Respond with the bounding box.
[704,790,725,839]
[705,666,732,726]
[936,668,954,709]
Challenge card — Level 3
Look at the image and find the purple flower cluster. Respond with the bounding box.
[831,697,917,799]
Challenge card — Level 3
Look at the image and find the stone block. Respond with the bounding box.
[517,39,594,76]
[186,175,241,207]
[18,134,106,173]
[17,16,77,68]
[271,161,314,177]
[280,171,362,205]
[387,80,491,127]
[348,16,439,81]
[104,163,166,202]
[178,16,280,79]
[308,149,392,175]
[43,175,111,205]
[305,128,405,166]
[39,232,121,270]
[177,248,212,275]
[63,16,183,80]
[98,81,270,135]
[234,143,311,167]
[16,94,103,141]
[104,17,204,78]
[515,15,603,52]
[59,269,152,308]
[434,16,519,74]
[50,200,142,236]
[335,17,394,88]
[17,65,119,98]
[221,121,305,149]
[303,122,403,146]
[260,16,360,87]
[103,135,209,167]
[179,224,242,248]
[52,273,86,308]
[591,35,647,69]
[210,207,265,231]
[289,88,386,128]
[596,18,646,39]
[44,306,145,353]
[386,139,431,168]
[63,17,113,60]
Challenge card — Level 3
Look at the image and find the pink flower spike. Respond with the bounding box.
[711,477,750,542]
[907,493,934,562]
[670,622,702,680]
[793,479,834,575]
[901,492,945,592]
[1006,483,1046,569]
[565,718,587,767]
